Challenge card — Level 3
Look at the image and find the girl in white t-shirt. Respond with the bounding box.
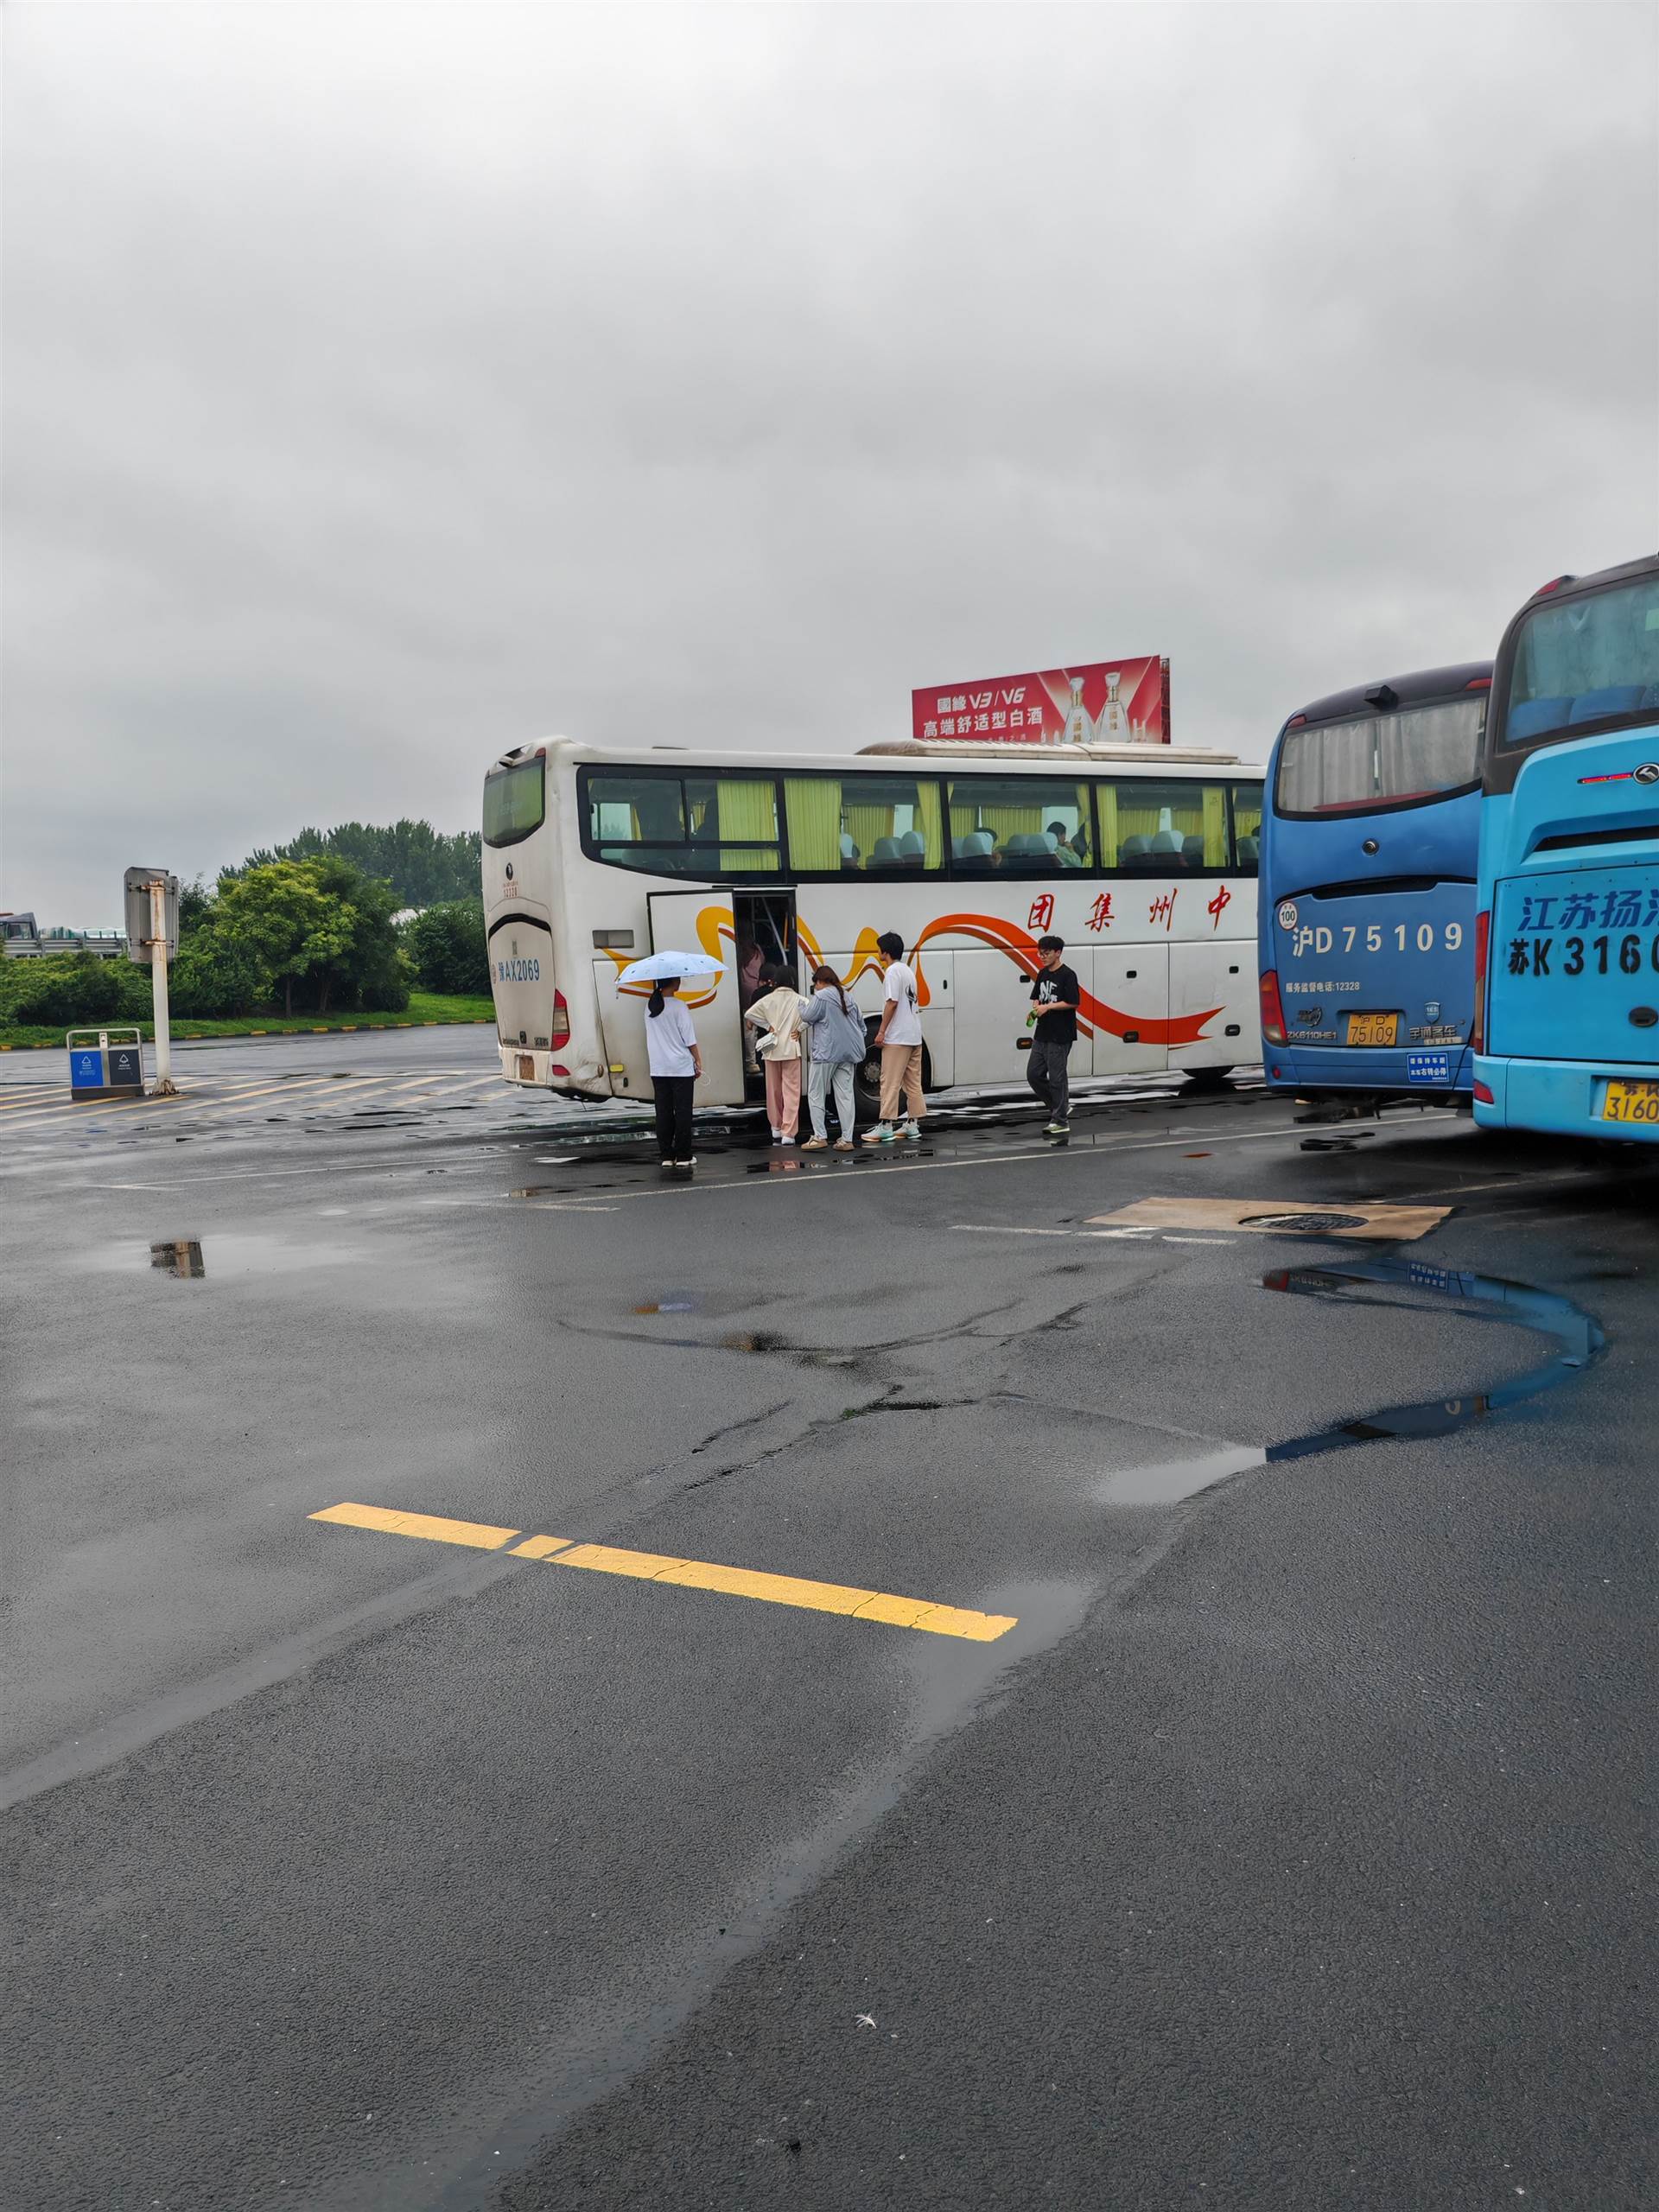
[645,978,702,1173]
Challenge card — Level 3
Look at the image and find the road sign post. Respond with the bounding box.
[149,878,175,1092]
[124,868,181,1096]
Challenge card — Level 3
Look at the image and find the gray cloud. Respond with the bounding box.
[4,3,1656,925]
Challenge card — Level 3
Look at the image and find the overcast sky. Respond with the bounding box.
[4,3,1656,926]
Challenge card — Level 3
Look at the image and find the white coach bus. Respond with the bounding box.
[482,738,1264,1116]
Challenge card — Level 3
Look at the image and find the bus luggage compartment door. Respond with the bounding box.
[1086,947,1169,1076]
[645,891,745,1106]
[1168,940,1252,1072]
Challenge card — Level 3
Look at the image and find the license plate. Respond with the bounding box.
[1344,1012,1400,1046]
[1601,1078,1659,1124]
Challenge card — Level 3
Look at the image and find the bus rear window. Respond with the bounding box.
[1275,698,1482,816]
[1498,574,1659,747]
[484,759,545,847]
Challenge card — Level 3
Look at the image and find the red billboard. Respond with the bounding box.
[912,657,1169,747]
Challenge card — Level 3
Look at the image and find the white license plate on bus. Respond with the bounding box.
[1601,1078,1659,1124]
[1344,1012,1399,1047]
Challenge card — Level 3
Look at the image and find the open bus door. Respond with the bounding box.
[636,889,765,1109]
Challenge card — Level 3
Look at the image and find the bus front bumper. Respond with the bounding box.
[1473,1055,1659,1141]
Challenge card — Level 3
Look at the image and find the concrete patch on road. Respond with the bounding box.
[1085,1197,1454,1243]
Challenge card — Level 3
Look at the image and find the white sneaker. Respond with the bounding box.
[770,1128,781,1143]
[899,1121,923,1140]
[861,1124,894,1144]
[780,1135,796,1146]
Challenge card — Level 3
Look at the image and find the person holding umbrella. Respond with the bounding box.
[617,949,721,1173]
[645,976,702,1171]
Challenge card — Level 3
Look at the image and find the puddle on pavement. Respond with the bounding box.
[630,1290,753,1318]
[97,1233,367,1279]
[150,1239,205,1279]
[1095,1258,1604,1503]
[1262,1257,1604,1457]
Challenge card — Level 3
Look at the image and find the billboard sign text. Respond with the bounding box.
[912,657,1169,747]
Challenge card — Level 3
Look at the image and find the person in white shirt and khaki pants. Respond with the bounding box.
[863,931,925,1144]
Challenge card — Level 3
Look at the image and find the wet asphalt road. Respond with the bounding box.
[3,1039,1652,2211]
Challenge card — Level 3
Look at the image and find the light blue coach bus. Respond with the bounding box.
[1259,662,1491,1105]
[1474,553,1659,1140]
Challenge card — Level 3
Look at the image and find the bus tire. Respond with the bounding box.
[854,1021,932,1124]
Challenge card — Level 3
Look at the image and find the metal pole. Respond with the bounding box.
[149,877,177,1096]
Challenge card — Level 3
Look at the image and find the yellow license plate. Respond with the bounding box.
[1344,1012,1400,1047]
[1602,1079,1659,1123]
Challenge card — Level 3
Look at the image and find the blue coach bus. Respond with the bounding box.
[1473,553,1659,1141]
[1258,662,1492,1105]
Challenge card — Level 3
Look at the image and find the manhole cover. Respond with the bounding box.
[1238,1211,1367,1233]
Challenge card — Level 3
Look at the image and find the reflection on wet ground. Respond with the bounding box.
[149,1240,205,1279]
[1089,1260,1605,1506]
[1263,1257,1605,1458]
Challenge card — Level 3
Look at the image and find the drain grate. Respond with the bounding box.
[1239,1210,1367,1233]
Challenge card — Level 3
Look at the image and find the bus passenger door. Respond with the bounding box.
[1085,945,1169,1075]
[1168,940,1254,1073]
[633,890,744,1107]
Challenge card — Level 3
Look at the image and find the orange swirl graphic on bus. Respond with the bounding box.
[907,912,1222,1046]
[605,904,1220,1046]
[602,905,732,1007]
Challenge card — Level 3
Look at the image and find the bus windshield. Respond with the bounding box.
[1496,572,1659,750]
[484,758,545,847]
[1274,696,1483,817]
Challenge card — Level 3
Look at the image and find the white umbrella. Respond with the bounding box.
[617,949,725,984]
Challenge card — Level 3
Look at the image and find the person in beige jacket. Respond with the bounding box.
[742,965,805,1143]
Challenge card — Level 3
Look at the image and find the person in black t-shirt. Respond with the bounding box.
[1027,933,1080,1133]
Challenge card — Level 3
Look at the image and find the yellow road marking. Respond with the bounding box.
[309,1501,520,1548]
[312,1503,1016,1641]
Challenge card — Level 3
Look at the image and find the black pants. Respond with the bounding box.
[652,1075,696,1160]
[1027,1033,1072,1123]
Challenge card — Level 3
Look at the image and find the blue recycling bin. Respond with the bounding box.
[67,1027,145,1101]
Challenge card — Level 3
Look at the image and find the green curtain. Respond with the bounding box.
[716,778,778,872]
[785,779,842,869]
[1202,787,1228,866]
[912,783,944,865]
[1096,785,1120,864]
[843,805,890,861]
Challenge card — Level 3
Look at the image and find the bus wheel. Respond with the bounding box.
[1183,1065,1235,1092]
[854,1022,884,1124]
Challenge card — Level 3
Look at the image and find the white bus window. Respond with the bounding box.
[1230,784,1262,874]
[483,758,545,848]
[1102,780,1224,873]
[950,778,1089,875]
[582,771,779,876]
[785,775,943,874]
[685,778,780,873]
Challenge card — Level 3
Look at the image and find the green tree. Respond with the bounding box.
[305,855,410,1013]
[216,861,345,1017]
[213,856,410,1015]
[169,931,269,1019]
[405,898,488,995]
[238,819,481,907]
